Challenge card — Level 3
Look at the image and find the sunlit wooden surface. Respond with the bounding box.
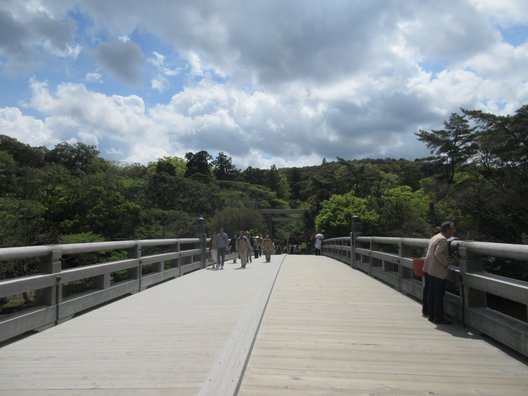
[238,255,528,395]
[1,255,527,395]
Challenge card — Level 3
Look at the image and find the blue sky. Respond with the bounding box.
[1,0,527,169]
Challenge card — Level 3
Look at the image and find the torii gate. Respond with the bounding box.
[257,208,308,240]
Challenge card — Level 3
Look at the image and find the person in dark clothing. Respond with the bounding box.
[423,221,455,325]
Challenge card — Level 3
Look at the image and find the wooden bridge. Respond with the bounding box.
[1,237,528,395]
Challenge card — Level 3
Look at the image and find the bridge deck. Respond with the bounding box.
[1,255,527,395]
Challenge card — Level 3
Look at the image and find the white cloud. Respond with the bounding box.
[469,0,528,25]
[186,51,204,77]
[27,80,152,146]
[148,51,180,92]
[86,72,102,83]
[0,106,56,147]
[0,1,78,74]
[151,76,167,92]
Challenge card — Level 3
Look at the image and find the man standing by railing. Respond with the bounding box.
[216,227,229,270]
[423,221,456,325]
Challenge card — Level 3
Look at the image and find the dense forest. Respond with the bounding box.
[1,105,527,252]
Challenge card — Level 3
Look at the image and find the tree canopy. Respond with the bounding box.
[0,104,527,252]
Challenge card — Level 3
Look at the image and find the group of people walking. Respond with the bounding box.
[211,228,275,269]
[214,222,457,325]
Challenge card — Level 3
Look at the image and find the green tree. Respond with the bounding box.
[0,197,49,247]
[136,208,195,239]
[416,105,528,242]
[147,172,220,216]
[0,150,17,195]
[0,134,47,167]
[59,232,105,244]
[184,150,213,182]
[212,152,240,181]
[81,187,141,239]
[459,106,528,242]
[121,162,148,178]
[335,159,386,197]
[208,207,266,237]
[267,165,290,201]
[315,192,379,237]
[285,167,303,202]
[416,112,477,189]
[464,106,528,180]
[217,180,288,209]
[370,186,429,236]
[47,142,100,176]
[148,157,186,177]
[240,166,268,185]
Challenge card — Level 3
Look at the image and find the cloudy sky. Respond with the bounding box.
[0,0,527,169]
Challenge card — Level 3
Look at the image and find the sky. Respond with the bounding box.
[0,0,527,170]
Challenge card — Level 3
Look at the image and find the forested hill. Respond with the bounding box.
[1,105,527,248]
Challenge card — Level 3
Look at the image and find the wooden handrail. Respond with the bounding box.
[322,235,528,358]
[0,238,206,343]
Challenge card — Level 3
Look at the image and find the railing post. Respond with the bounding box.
[128,243,142,292]
[398,241,413,292]
[397,241,404,291]
[38,249,62,325]
[369,239,374,276]
[38,249,62,306]
[175,241,181,277]
[350,232,354,268]
[197,217,207,269]
[94,272,111,290]
[459,247,486,313]
[350,215,361,269]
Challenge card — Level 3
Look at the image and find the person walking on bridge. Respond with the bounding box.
[236,231,252,269]
[423,221,455,325]
[215,227,229,270]
[314,230,324,255]
[261,234,274,263]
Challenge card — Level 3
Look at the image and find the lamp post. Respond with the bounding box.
[350,215,361,268]
[196,217,207,269]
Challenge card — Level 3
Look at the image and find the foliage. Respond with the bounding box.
[184,150,213,182]
[0,197,49,246]
[207,207,266,237]
[212,152,240,181]
[1,104,527,260]
[416,113,476,186]
[147,156,186,177]
[315,192,379,238]
[136,208,195,239]
[369,186,429,237]
[0,134,46,167]
[217,180,288,209]
[59,232,105,244]
[417,106,528,243]
[46,142,100,176]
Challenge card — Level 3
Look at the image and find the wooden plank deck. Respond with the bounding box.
[238,255,528,395]
[1,254,527,395]
[0,257,284,396]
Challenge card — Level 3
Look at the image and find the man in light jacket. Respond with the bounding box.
[423,221,455,324]
[215,227,229,270]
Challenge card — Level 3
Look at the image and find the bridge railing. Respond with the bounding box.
[0,238,210,344]
[323,235,528,358]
